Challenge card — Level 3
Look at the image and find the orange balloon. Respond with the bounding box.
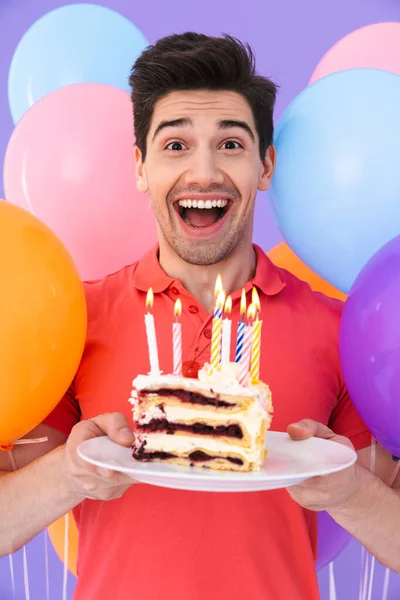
[48,512,78,577]
[267,242,347,302]
[0,200,86,444]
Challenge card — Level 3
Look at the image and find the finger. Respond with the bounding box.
[91,412,134,446]
[287,419,335,441]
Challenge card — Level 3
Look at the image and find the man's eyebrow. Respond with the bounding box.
[152,118,192,141]
[218,119,255,142]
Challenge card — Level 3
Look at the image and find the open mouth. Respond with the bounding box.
[174,198,230,228]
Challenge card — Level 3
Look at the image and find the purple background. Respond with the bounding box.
[1,0,400,598]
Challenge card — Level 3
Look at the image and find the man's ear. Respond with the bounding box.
[135,146,148,193]
[258,145,276,191]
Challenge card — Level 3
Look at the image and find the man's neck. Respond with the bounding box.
[158,241,257,313]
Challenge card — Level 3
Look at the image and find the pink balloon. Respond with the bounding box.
[4,83,157,280]
[310,22,400,83]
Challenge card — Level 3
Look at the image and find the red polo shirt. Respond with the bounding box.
[44,245,371,600]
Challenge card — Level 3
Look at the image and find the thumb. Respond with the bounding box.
[91,412,134,446]
[287,419,335,441]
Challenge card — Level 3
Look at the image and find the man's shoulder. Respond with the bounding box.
[276,265,344,322]
[83,260,141,313]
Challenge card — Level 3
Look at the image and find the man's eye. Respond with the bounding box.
[221,140,242,150]
[166,141,185,151]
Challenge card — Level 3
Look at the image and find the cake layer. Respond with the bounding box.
[132,397,270,447]
[133,432,265,467]
[133,449,250,472]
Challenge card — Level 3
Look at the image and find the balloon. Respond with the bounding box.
[316,511,350,571]
[339,235,400,456]
[272,68,400,293]
[4,83,157,281]
[267,242,346,301]
[0,201,86,445]
[48,512,78,577]
[310,23,400,84]
[8,4,148,123]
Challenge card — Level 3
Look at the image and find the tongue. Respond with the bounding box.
[185,208,221,227]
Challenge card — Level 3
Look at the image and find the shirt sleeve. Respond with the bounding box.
[328,381,372,451]
[42,380,81,436]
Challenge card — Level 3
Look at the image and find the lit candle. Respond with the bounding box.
[144,288,160,374]
[210,290,225,369]
[239,303,256,385]
[214,274,223,300]
[250,314,262,384]
[221,295,232,363]
[173,298,182,375]
[235,288,247,362]
[252,287,261,318]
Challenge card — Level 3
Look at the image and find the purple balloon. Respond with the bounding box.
[316,511,351,571]
[339,235,400,456]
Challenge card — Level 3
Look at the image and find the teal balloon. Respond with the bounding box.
[8,4,148,124]
[272,68,400,293]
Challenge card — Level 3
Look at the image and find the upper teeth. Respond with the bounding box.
[177,199,229,209]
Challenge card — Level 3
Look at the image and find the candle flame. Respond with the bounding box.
[214,274,223,299]
[146,287,154,310]
[247,303,256,323]
[252,287,260,313]
[224,295,232,315]
[174,297,182,318]
[240,288,247,317]
[216,290,226,309]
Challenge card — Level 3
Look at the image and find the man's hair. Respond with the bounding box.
[129,32,277,160]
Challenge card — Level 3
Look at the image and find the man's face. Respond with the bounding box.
[135,90,275,266]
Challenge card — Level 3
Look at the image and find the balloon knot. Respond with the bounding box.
[0,444,14,452]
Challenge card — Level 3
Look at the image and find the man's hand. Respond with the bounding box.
[285,419,358,511]
[63,412,135,502]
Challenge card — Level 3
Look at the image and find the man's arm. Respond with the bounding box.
[287,420,400,573]
[0,414,135,556]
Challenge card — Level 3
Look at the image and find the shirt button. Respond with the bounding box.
[170,286,179,295]
[188,305,199,314]
[204,328,212,339]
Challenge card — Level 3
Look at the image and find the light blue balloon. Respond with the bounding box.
[272,68,400,293]
[8,3,149,124]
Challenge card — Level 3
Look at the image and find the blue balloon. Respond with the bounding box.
[8,4,148,124]
[272,68,400,293]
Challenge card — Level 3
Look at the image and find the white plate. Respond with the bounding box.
[77,432,357,493]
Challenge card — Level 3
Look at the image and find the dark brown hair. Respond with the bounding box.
[129,32,278,160]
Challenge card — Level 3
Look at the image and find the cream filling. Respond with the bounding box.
[136,432,263,463]
[135,401,270,439]
[132,373,271,415]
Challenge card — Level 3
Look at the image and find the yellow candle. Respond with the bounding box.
[210,290,225,369]
[250,314,262,383]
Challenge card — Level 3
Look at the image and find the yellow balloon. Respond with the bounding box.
[47,512,78,577]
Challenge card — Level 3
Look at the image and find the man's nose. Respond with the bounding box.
[184,148,224,187]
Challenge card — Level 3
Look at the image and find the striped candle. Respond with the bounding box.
[210,290,225,369]
[235,288,247,362]
[250,317,262,383]
[221,295,232,363]
[239,323,253,385]
[173,298,182,375]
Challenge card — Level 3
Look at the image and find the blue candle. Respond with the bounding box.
[235,289,247,362]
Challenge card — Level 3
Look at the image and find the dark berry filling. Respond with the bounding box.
[138,418,243,439]
[133,448,243,466]
[139,388,234,408]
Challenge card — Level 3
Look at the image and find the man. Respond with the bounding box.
[1,33,399,600]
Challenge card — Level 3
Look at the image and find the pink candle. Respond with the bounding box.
[173,298,182,375]
[239,304,256,385]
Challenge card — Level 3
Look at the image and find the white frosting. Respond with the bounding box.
[132,361,271,415]
[135,432,263,463]
[135,401,270,439]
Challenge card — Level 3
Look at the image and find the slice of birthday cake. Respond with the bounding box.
[129,362,272,472]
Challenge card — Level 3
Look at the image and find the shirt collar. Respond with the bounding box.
[133,244,286,297]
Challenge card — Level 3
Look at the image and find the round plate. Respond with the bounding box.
[77,432,357,493]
